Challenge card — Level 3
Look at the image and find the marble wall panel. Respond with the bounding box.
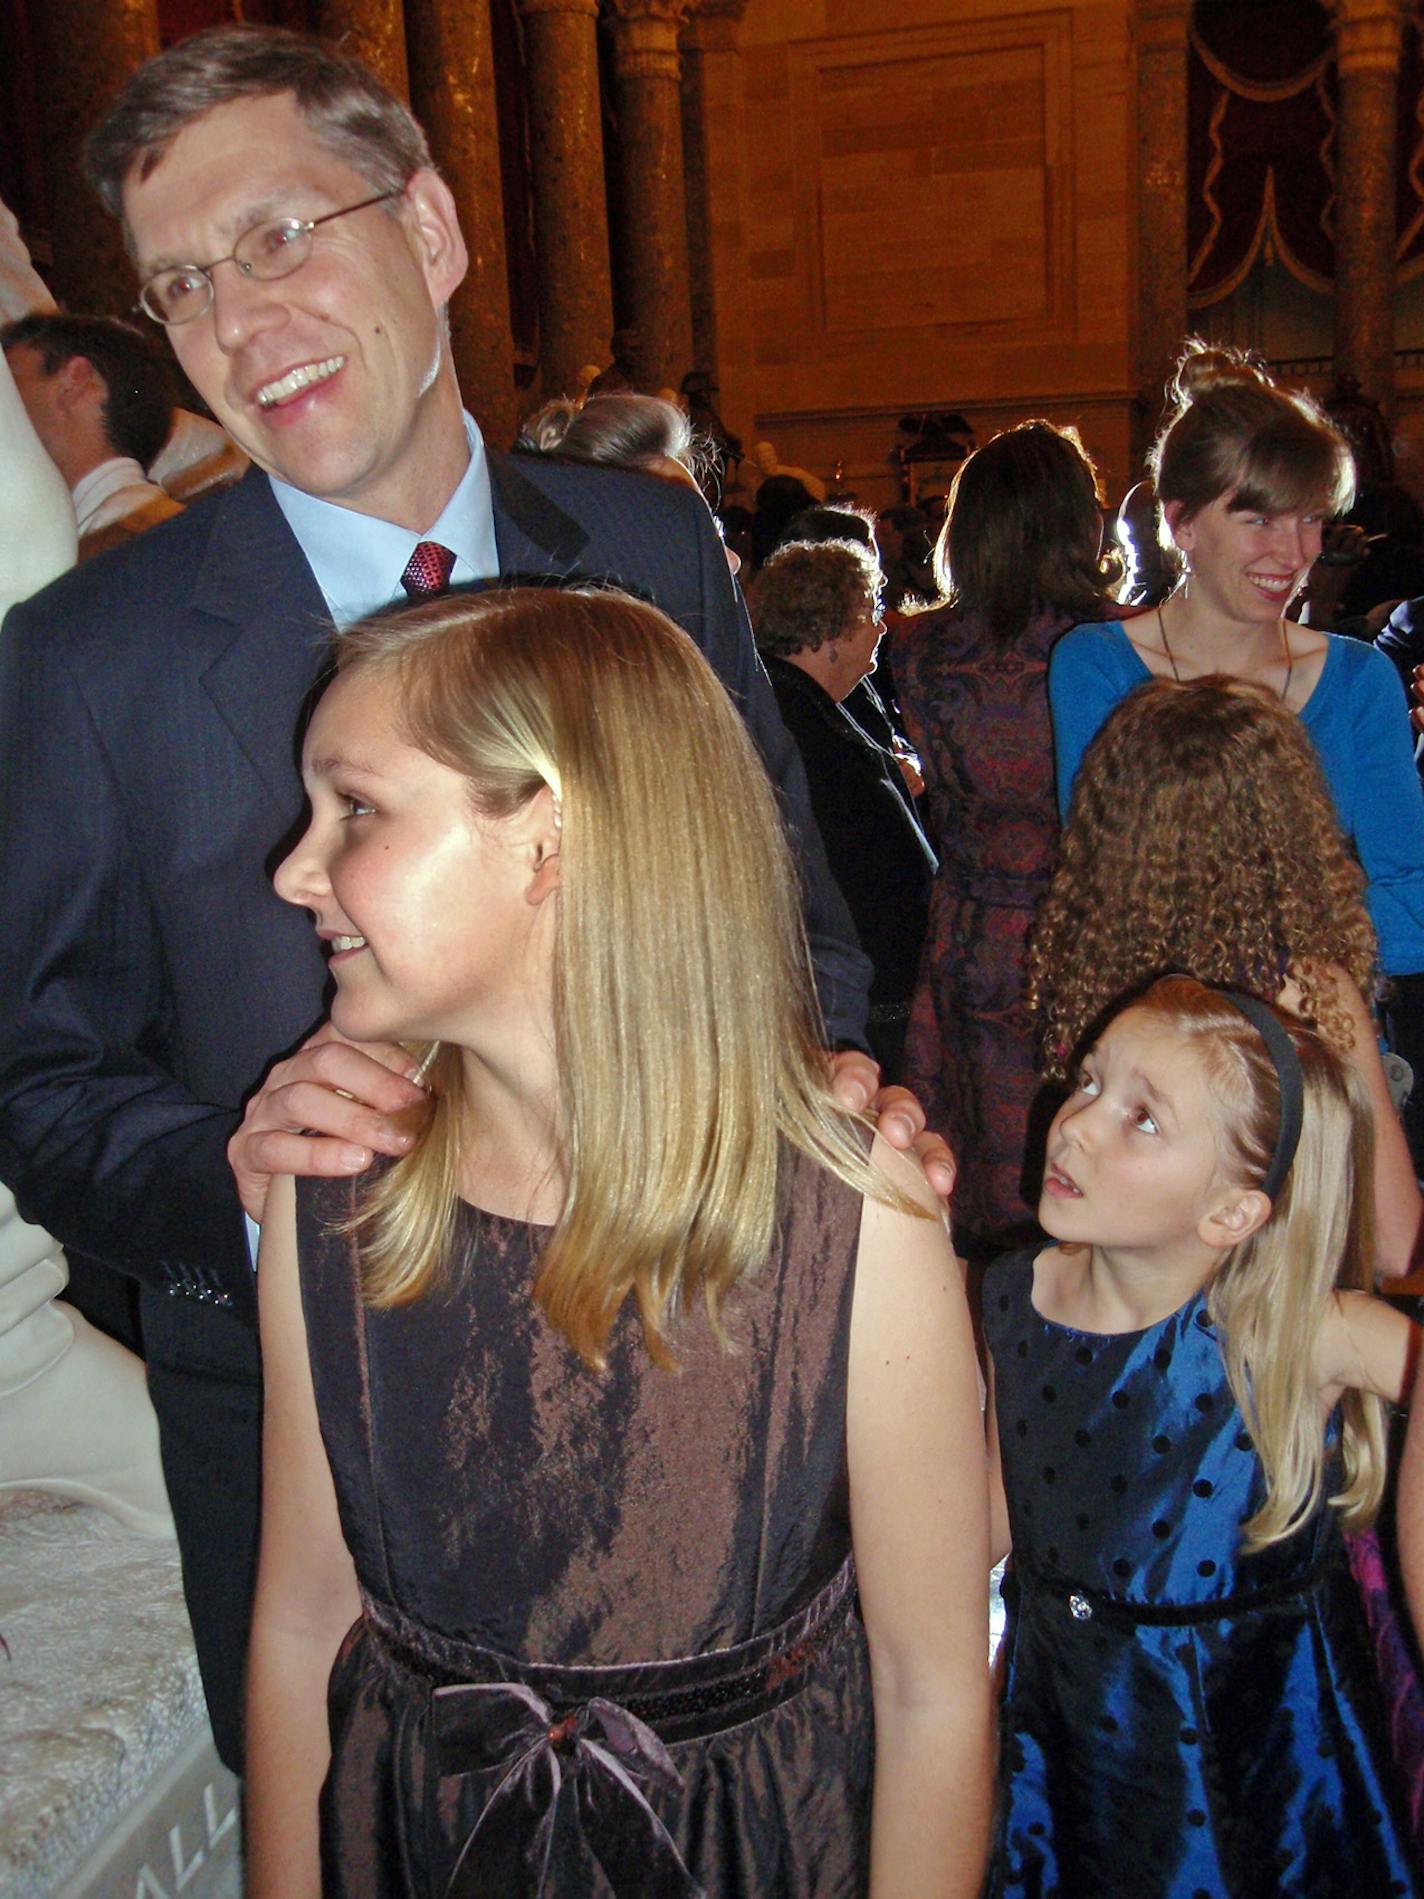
[718,1,1135,504]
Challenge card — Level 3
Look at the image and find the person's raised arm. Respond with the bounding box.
[245,1173,361,1899]
[1282,968,1423,1277]
[848,1136,993,1898]
[1312,1289,1420,1408]
[1400,1398,1424,1644]
[985,1357,1012,1569]
[1335,971,1422,1277]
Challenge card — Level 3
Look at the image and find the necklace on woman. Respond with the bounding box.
[1156,606,1294,703]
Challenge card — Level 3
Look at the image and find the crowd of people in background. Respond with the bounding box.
[6,20,1424,1899]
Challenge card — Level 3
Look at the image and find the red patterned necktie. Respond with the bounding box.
[400,540,457,599]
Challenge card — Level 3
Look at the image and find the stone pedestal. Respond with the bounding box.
[28,0,159,316]
[1328,0,1414,413]
[405,0,517,445]
[514,0,614,400]
[604,0,695,393]
[1133,0,1193,456]
[679,0,747,386]
[315,0,410,99]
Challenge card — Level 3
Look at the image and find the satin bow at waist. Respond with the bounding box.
[361,1554,857,1899]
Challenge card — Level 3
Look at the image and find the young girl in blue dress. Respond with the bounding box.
[1027,674,1421,1277]
[243,587,991,1899]
[985,974,1420,1896]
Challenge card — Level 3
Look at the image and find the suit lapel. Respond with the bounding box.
[192,454,592,815]
[488,449,590,579]
[193,470,335,813]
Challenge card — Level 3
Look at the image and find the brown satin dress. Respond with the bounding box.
[296,1146,873,1898]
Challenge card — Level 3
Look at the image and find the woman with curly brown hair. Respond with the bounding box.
[1028,675,1422,1276]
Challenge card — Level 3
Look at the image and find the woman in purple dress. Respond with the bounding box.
[890,421,1114,1257]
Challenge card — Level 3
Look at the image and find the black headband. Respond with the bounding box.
[1217,989,1305,1203]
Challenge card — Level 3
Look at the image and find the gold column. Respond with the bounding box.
[404,0,517,446]
[603,0,695,392]
[513,0,614,400]
[1327,0,1415,411]
[314,0,410,99]
[1133,0,1193,455]
[29,0,160,314]
[679,0,747,383]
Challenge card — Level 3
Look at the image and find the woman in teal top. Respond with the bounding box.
[1049,342,1424,984]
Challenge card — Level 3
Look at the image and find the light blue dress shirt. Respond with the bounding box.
[268,411,499,623]
[248,414,498,1263]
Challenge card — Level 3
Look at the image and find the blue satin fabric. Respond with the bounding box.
[985,1251,1419,1897]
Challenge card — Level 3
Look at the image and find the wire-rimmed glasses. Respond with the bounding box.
[137,189,404,326]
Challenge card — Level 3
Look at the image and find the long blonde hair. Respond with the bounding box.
[331,587,912,1365]
[1132,977,1385,1551]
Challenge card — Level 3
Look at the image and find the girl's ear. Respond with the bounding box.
[1163,499,1193,551]
[524,785,562,907]
[1198,1186,1271,1253]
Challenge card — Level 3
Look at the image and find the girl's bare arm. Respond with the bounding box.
[1399,1400,1424,1641]
[985,1358,1012,1568]
[1283,968,1423,1277]
[1313,1289,1420,1407]
[849,1137,994,1899]
[245,1175,363,1899]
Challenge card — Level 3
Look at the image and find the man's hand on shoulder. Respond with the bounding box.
[230,1025,433,1223]
[828,1050,956,1204]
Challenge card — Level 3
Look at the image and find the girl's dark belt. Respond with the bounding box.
[1007,1553,1327,1628]
[360,1553,856,1899]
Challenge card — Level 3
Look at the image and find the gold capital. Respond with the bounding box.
[602,0,691,79]
[1325,0,1417,72]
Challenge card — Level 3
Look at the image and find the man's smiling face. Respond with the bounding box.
[124,90,468,528]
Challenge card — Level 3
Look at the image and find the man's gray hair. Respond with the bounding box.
[86,25,431,223]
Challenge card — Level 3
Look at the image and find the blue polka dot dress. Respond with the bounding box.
[984,1250,1419,1897]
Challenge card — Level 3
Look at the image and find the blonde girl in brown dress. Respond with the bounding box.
[244,588,991,1899]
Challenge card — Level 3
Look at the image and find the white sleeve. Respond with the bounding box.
[0,353,76,614]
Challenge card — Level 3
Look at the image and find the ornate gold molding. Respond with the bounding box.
[601,0,693,22]
[513,0,599,17]
[680,0,744,51]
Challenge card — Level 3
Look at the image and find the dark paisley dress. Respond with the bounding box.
[890,606,1067,1249]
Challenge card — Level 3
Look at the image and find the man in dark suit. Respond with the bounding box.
[0,26,916,1772]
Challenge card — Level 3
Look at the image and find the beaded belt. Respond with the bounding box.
[1007,1554,1328,1629]
[361,1553,856,1899]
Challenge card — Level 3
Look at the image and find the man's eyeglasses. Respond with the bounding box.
[137,189,405,326]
